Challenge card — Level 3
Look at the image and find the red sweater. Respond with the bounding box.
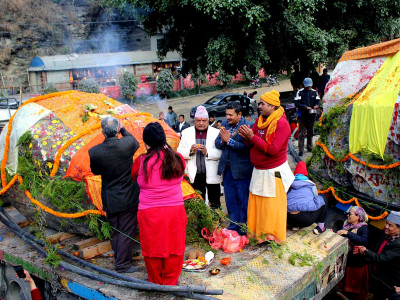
[249,114,291,169]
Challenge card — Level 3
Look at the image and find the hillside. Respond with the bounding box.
[0,0,147,91]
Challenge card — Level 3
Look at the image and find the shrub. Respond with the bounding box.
[78,79,100,93]
[156,69,174,96]
[120,72,138,101]
[42,83,58,95]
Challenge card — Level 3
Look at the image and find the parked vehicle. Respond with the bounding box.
[190,93,257,118]
[251,77,262,88]
[266,75,280,87]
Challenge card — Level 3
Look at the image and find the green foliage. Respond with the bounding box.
[17,131,111,240]
[42,83,58,95]
[318,103,348,144]
[216,70,233,87]
[104,0,400,76]
[32,209,61,268]
[191,68,209,94]
[120,72,138,100]
[78,79,100,94]
[156,69,174,94]
[184,197,222,244]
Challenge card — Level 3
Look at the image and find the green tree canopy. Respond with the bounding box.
[120,72,138,100]
[156,69,175,95]
[109,0,400,76]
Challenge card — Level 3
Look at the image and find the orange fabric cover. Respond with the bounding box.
[338,38,400,62]
[84,175,106,215]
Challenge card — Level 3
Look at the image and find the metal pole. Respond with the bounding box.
[180,55,183,90]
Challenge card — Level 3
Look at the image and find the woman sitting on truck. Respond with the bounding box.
[337,206,369,300]
[286,161,327,235]
[131,122,187,285]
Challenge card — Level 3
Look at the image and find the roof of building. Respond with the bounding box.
[28,51,180,71]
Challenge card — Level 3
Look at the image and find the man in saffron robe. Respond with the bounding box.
[239,90,294,243]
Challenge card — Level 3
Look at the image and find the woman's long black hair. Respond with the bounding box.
[142,143,184,182]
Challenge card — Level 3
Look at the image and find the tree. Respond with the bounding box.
[156,69,174,98]
[78,79,100,94]
[120,72,138,103]
[107,0,400,76]
[216,70,233,87]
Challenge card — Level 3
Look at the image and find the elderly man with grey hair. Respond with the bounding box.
[89,116,140,273]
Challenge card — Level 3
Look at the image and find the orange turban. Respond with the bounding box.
[260,90,280,106]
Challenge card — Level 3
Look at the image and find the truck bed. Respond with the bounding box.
[0,207,348,299]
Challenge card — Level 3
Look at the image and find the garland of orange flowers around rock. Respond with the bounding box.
[16,176,103,218]
[0,174,103,218]
[318,187,389,220]
[316,141,400,169]
[1,91,74,187]
[0,91,102,218]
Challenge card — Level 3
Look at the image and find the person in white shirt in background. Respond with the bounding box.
[175,114,190,137]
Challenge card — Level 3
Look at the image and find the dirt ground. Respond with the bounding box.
[132,79,294,126]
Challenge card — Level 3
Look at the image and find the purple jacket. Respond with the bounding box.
[287,180,325,212]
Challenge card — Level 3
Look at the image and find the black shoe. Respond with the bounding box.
[307,148,313,152]
[298,151,303,157]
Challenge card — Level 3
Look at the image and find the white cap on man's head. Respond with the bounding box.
[387,211,400,226]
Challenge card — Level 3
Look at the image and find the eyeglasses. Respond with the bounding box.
[346,212,357,217]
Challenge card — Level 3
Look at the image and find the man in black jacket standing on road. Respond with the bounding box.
[294,77,320,156]
[89,116,140,273]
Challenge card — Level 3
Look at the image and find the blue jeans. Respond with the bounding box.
[224,168,251,234]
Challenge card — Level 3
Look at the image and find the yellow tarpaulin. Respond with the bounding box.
[349,51,400,157]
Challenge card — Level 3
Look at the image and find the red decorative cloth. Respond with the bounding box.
[294,161,308,176]
[138,205,187,257]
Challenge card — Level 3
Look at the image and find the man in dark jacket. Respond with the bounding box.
[294,77,320,156]
[358,211,400,299]
[175,114,190,136]
[215,102,253,235]
[89,116,140,273]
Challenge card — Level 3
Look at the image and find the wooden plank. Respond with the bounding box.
[17,220,30,228]
[73,237,102,250]
[46,232,76,244]
[78,241,112,259]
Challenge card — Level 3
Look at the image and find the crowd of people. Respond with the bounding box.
[86,83,400,299]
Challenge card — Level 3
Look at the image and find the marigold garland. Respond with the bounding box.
[318,186,389,220]
[316,141,400,169]
[50,123,102,177]
[49,111,154,177]
[0,92,178,219]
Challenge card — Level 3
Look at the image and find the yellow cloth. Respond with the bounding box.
[349,51,400,157]
[257,106,284,142]
[247,177,287,243]
[260,90,280,106]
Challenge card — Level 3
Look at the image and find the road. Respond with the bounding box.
[132,79,294,125]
